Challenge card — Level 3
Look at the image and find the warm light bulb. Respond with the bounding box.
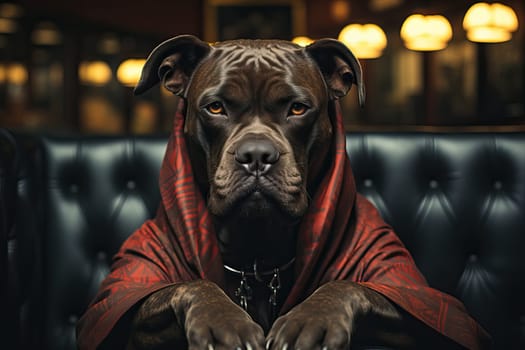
[7,63,28,85]
[338,23,387,59]
[292,36,314,47]
[0,18,17,33]
[0,64,6,83]
[400,14,453,51]
[79,61,112,86]
[463,2,519,43]
[117,59,146,87]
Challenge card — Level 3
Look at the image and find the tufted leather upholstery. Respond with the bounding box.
[347,132,525,349]
[0,129,17,349]
[6,131,525,349]
[14,135,168,350]
[1,130,39,349]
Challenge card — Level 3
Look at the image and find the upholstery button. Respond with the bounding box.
[468,254,478,263]
[97,251,107,261]
[493,181,502,190]
[364,179,373,188]
[69,184,79,193]
[68,315,78,325]
[429,180,438,189]
[127,180,136,190]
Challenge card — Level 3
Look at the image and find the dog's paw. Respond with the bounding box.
[266,283,355,350]
[186,318,264,350]
[183,281,265,350]
[266,312,352,350]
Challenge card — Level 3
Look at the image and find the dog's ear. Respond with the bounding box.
[134,35,211,96]
[306,38,365,106]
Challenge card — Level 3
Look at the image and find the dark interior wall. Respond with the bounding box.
[1,0,524,131]
[18,0,204,38]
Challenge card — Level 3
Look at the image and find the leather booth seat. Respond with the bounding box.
[2,130,524,349]
[4,134,168,350]
[1,130,38,349]
[346,132,525,349]
[1,130,17,347]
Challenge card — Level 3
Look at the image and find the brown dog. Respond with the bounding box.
[115,35,465,350]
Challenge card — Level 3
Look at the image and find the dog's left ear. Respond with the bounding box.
[306,38,365,106]
[134,35,211,96]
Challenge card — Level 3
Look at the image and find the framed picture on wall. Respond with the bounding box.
[204,0,306,42]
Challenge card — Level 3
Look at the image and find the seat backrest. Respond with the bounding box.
[0,129,18,349]
[347,132,525,349]
[17,131,525,349]
[24,135,167,350]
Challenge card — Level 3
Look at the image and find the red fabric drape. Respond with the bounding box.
[77,100,489,349]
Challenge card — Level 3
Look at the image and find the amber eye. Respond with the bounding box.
[289,103,308,116]
[206,102,225,115]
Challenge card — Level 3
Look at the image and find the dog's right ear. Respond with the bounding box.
[134,35,211,96]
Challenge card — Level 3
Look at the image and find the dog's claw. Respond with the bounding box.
[207,345,214,350]
[282,343,288,350]
[265,338,273,350]
[246,342,253,350]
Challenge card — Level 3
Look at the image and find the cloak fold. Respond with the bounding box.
[77,100,489,349]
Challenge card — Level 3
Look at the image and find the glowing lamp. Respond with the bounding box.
[117,59,146,87]
[0,3,24,18]
[330,0,351,22]
[463,2,519,43]
[292,36,314,47]
[338,23,387,59]
[400,14,453,51]
[32,22,62,45]
[79,61,112,86]
[0,64,5,83]
[0,18,17,33]
[6,63,27,85]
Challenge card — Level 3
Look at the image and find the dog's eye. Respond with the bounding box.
[206,102,225,115]
[289,103,308,116]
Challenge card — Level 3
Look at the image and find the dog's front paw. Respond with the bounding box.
[266,312,353,350]
[183,280,265,350]
[266,282,355,350]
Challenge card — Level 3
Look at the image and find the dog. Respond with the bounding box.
[121,35,463,350]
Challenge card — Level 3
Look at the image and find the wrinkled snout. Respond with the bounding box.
[234,136,280,176]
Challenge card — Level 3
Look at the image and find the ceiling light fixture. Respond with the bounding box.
[338,23,387,59]
[463,2,519,43]
[400,14,453,51]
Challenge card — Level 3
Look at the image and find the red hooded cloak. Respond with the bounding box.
[77,100,489,349]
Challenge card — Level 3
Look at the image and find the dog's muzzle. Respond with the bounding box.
[234,136,280,176]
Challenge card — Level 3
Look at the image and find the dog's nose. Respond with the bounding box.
[235,138,280,175]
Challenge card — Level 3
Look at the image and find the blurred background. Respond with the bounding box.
[0,0,523,134]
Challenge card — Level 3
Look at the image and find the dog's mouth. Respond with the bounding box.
[226,177,284,215]
[208,174,307,219]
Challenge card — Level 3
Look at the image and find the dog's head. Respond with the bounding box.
[135,35,363,220]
